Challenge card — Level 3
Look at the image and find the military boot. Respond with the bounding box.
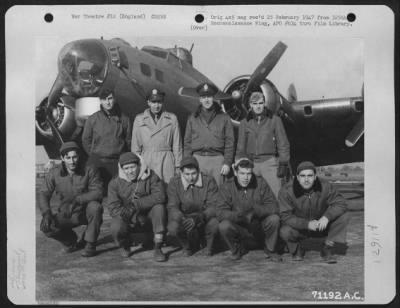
[81,242,96,257]
[178,237,193,257]
[321,244,337,264]
[231,241,246,260]
[153,242,167,262]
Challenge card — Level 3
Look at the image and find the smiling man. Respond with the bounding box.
[183,82,234,186]
[278,161,350,263]
[82,88,132,190]
[236,92,290,197]
[217,156,281,261]
[131,88,182,185]
[167,156,219,257]
[106,152,167,262]
[38,141,104,257]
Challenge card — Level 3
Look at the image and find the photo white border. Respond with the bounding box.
[6,4,396,304]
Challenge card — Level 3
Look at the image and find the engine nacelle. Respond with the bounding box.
[35,96,77,141]
[223,75,282,122]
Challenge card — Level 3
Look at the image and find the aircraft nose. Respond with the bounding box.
[57,39,109,96]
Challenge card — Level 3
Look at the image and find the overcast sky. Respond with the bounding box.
[35,36,364,164]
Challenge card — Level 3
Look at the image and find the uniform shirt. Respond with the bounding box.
[236,112,290,163]
[37,163,103,214]
[82,105,131,158]
[106,170,166,218]
[278,177,347,230]
[183,105,235,165]
[167,173,219,221]
[217,175,279,223]
[131,109,182,167]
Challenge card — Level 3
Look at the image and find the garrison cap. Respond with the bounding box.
[180,156,199,171]
[147,88,165,102]
[60,141,80,156]
[196,82,218,97]
[296,161,316,174]
[119,152,141,166]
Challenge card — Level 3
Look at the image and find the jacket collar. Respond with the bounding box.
[234,173,257,190]
[59,161,85,177]
[194,102,222,118]
[246,109,273,121]
[181,173,203,190]
[293,176,322,198]
[100,103,122,118]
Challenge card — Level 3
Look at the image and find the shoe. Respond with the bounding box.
[153,243,167,262]
[61,242,78,254]
[292,246,305,261]
[81,242,97,257]
[231,242,246,260]
[120,244,131,257]
[321,245,337,264]
[181,247,193,257]
[264,247,282,262]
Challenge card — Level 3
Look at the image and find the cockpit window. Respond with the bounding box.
[58,40,108,96]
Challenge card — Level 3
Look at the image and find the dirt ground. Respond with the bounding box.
[35,180,364,303]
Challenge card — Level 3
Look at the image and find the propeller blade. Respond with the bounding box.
[287,83,297,102]
[46,117,64,148]
[178,86,232,101]
[345,114,364,147]
[47,74,65,107]
[242,41,287,103]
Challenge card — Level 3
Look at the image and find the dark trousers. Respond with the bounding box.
[219,214,280,253]
[280,212,350,254]
[110,204,166,246]
[43,201,103,245]
[167,211,219,251]
[87,156,119,192]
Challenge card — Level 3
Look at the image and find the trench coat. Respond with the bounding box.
[131,109,182,184]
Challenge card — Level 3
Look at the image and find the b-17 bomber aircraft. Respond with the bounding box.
[35,38,364,169]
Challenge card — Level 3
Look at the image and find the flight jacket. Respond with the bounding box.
[278,177,348,230]
[106,170,166,218]
[167,173,219,222]
[183,103,235,166]
[82,104,132,159]
[236,111,290,163]
[37,162,103,215]
[216,175,279,223]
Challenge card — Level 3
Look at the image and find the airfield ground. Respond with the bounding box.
[35,175,364,303]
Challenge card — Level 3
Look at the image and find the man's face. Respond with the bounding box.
[61,150,79,173]
[147,100,163,115]
[181,167,199,185]
[250,99,265,115]
[100,93,115,111]
[122,163,140,181]
[200,96,214,110]
[235,166,253,188]
[297,169,317,190]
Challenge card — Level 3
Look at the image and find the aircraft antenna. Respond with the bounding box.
[189,43,194,53]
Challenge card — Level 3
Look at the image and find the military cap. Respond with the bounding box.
[60,141,80,156]
[196,82,219,97]
[180,156,199,171]
[119,152,141,166]
[296,161,316,174]
[147,88,165,102]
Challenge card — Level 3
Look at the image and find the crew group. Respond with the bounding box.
[38,82,350,264]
